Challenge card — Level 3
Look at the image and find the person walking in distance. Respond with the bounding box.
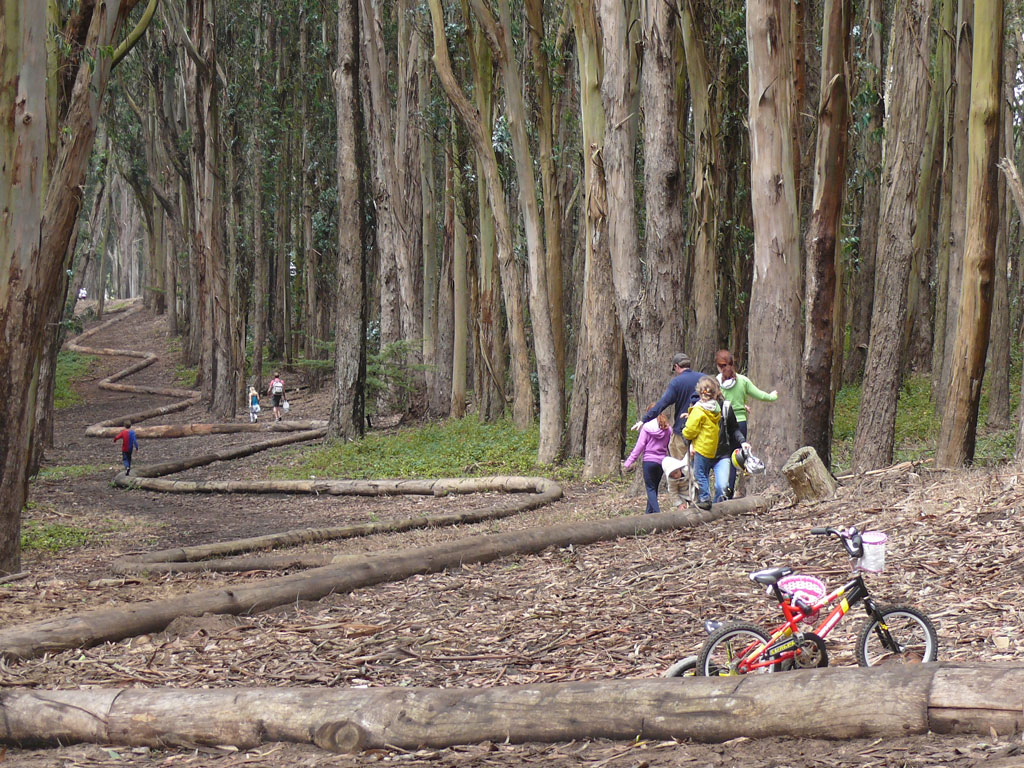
[113,421,139,476]
[632,353,704,505]
[267,372,285,421]
[248,386,261,423]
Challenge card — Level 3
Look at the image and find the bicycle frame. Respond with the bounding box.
[727,573,881,673]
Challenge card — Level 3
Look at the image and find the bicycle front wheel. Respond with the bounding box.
[856,605,938,666]
[697,622,773,676]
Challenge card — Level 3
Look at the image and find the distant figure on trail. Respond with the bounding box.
[632,352,704,506]
[715,349,776,492]
[114,421,139,476]
[683,376,722,511]
[77,287,87,300]
[267,372,285,422]
[622,405,673,515]
[248,386,261,423]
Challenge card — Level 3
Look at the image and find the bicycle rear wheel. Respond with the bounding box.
[856,605,938,666]
[697,622,773,676]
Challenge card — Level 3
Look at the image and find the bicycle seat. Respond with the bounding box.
[749,566,794,586]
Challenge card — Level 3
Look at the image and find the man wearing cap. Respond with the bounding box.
[632,353,704,506]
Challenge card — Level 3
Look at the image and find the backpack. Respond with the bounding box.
[272,380,283,395]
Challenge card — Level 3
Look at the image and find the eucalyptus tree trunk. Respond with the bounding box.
[679,0,719,374]
[526,0,566,385]
[801,0,852,468]
[986,36,1015,430]
[569,0,623,476]
[936,0,1003,467]
[420,48,443,416]
[469,0,563,463]
[465,13,504,422]
[0,0,139,573]
[852,0,933,472]
[746,0,804,470]
[299,13,317,367]
[936,0,972,411]
[930,0,958,389]
[428,0,534,429]
[185,0,233,419]
[612,0,686,422]
[844,0,884,385]
[450,153,469,420]
[329,0,367,441]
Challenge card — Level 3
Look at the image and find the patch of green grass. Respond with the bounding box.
[20,521,92,552]
[54,351,96,409]
[36,464,108,481]
[270,416,581,480]
[173,364,198,387]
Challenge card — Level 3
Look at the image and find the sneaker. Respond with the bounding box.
[125,468,130,476]
[696,498,711,511]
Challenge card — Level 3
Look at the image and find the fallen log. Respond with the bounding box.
[0,664,1020,751]
[0,495,764,659]
[113,477,564,573]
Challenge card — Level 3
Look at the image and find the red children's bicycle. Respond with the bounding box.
[667,526,938,677]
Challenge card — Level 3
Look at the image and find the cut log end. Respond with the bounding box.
[782,446,838,502]
[313,720,365,753]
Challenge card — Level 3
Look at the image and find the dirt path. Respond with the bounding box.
[2,308,1023,766]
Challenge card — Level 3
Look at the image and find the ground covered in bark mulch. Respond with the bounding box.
[2,307,1023,767]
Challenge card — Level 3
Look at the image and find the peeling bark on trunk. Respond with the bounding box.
[329,0,367,441]
[852,0,933,472]
[936,0,1002,467]
[801,0,852,468]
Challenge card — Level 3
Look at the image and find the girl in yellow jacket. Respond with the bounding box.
[683,376,722,510]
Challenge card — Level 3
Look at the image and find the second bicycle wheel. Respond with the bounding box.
[856,605,938,666]
[697,622,774,676]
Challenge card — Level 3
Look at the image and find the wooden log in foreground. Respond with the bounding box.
[782,446,839,501]
[0,495,764,659]
[1,665,1021,751]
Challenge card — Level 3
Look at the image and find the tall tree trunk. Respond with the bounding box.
[801,0,852,468]
[852,0,933,471]
[526,0,566,399]
[329,0,367,441]
[428,0,534,429]
[930,0,958,389]
[746,0,804,470]
[844,0,884,385]
[680,0,719,374]
[936,0,1002,466]
[985,27,1013,429]
[470,0,563,463]
[420,47,443,417]
[935,0,973,411]
[1,0,139,573]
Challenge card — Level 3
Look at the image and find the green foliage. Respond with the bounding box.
[271,417,580,481]
[173,364,198,387]
[54,351,96,409]
[832,370,1019,471]
[36,464,108,482]
[21,521,92,552]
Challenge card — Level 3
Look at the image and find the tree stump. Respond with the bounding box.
[782,446,838,501]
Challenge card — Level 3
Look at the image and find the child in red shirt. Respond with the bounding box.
[114,422,139,475]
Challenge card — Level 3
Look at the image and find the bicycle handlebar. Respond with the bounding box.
[811,525,864,559]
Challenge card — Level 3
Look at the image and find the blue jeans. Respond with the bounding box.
[693,453,713,503]
[712,456,731,503]
[728,421,749,496]
[641,461,664,514]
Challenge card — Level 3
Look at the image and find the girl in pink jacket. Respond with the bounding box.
[622,407,672,514]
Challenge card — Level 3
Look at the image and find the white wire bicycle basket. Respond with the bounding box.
[771,574,828,606]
